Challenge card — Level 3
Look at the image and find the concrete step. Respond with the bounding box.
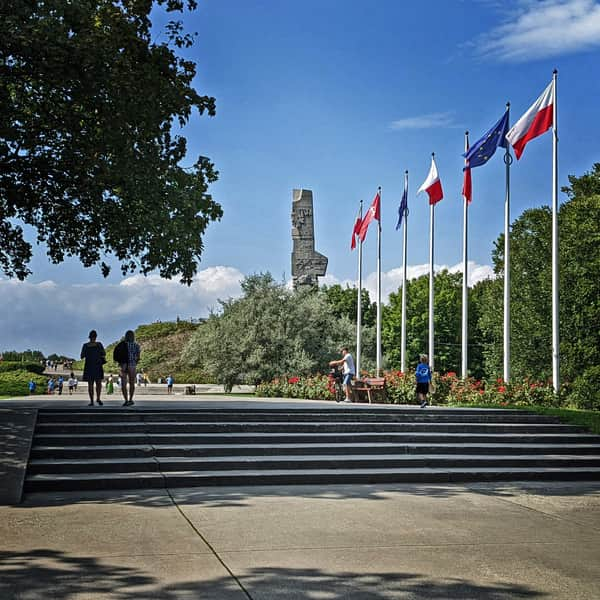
[33,421,583,434]
[27,454,600,475]
[24,466,600,493]
[32,431,600,447]
[35,409,561,424]
[29,442,600,459]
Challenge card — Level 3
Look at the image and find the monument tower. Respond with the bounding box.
[291,188,328,290]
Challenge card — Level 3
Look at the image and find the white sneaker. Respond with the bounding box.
[343,398,353,403]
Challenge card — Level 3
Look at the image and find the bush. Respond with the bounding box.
[0,361,45,375]
[569,366,600,410]
[256,375,334,400]
[0,370,47,397]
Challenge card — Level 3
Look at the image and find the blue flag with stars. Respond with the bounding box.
[395,184,408,230]
[463,111,509,169]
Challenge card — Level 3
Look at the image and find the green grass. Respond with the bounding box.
[448,402,600,435]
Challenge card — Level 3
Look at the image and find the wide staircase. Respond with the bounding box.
[24,407,600,493]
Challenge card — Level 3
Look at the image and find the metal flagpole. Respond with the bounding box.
[503,103,512,383]
[400,171,408,373]
[428,157,435,372]
[461,132,469,379]
[356,200,363,379]
[376,187,382,376]
[551,70,560,392]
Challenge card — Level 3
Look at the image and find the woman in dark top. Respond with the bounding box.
[80,330,106,406]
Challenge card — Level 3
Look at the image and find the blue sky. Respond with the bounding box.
[2,0,600,355]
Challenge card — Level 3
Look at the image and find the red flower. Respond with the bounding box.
[447,372,457,377]
[497,377,504,384]
[497,386,506,393]
[288,377,300,384]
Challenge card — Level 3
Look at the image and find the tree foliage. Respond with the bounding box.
[0,0,221,282]
[477,163,600,388]
[182,274,355,390]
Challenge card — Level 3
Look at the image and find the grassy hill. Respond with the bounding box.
[74,320,207,384]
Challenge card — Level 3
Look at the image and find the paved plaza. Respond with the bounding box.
[1,395,599,599]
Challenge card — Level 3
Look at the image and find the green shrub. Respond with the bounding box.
[0,370,47,397]
[569,366,600,410]
[0,361,45,375]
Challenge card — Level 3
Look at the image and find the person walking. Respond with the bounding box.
[67,373,76,395]
[416,354,432,408]
[113,330,141,407]
[166,374,174,395]
[329,347,356,403]
[80,330,106,406]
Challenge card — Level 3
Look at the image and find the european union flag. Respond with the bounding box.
[464,111,509,169]
[395,185,408,230]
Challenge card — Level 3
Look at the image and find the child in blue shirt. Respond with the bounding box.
[415,354,432,408]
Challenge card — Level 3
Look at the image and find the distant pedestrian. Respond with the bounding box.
[80,329,106,406]
[416,354,432,408]
[28,379,36,395]
[166,375,174,394]
[106,374,114,395]
[113,330,141,407]
[68,373,76,395]
[47,378,55,395]
[57,375,64,395]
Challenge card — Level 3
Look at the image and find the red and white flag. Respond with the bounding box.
[462,139,472,204]
[350,215,362,250]
[418,156,443,205]
[358,191,380,242]
[506,80,554,160]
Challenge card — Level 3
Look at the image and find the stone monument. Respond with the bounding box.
[291,188,328,289]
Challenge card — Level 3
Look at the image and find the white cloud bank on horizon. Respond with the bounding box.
[0,266,245,357]
[0,261,494,356]
[321,260,495,305]
[479,0,600,62]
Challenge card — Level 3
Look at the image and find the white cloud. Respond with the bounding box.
[0,262,495,356]
[322,261,495,304]
[390,111,459,130]
[0,266,244,356]
[479,0,600,62]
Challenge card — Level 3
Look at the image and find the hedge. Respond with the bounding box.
[0,361,45,375]
[0,370,48,397]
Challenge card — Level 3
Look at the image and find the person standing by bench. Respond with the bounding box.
[329,347,355,403]
[416,354,432,408]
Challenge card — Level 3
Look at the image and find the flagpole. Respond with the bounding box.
[503,103,512,383]
[462,132,469,379]
[376,186,382,377]
[356,200,363,379]
[400,171,408,373]
[552,69,560,392]
[428,156,435,372]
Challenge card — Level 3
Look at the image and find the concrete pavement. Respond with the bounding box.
[1,481,599,599]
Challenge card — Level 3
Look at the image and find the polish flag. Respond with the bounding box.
[418,156,443,205]
[462,138,472,204]
[506,80,554,160]
[350,215,362,250]
[358,191,380,242]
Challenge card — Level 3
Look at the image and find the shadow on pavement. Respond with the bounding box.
[0,550,547,599]
[18,480,600,510]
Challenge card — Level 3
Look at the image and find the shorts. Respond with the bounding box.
[343,373,354,386]
[416,382,429,395]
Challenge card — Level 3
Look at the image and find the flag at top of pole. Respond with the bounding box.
[358,191,381,242]
[506,80,554,159]
[417,155,443,204]
[396,181,408,230]
[464,110,509,170]
[462,133,472,204]
[350,211,362,250]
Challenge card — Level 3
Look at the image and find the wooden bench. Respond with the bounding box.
[352,377,387,404]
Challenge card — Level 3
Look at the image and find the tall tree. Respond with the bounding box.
[1,0,221,282]
[182,274,355,389]
[383,270,463,374]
